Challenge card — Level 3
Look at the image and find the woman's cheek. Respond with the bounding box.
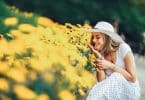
[95,45,101,50]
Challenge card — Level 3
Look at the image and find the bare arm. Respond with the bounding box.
[88,44,106,82]
[96,69,106,82]
[110,51,137,82]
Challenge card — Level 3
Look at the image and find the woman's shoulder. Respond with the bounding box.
[119,42,131,51]
[118,42,132,58]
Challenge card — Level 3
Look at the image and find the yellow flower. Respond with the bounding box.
[78,71,96,88]
[0,95,11,100]
[24,12,33,17]
[59,90,76,100]
[37,17,54,27]
[6,67,26,83]
[0,15,97,99]
[8,39,26,54]
[0,61,9,74]
[0,78,9,92]
[78,88,85,96]
[29,71,37,81]
[29,56,52,72]
[4,17,18,26]
[18,24,36,33]
[0,38,9,54]
[14,85,36,99]
[43,72,54,83]
[37,93,50,100]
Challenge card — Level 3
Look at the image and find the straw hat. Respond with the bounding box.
[87,21,124,43]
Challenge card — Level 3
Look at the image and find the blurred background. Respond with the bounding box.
[0,0,145,100]
[1,0,145,54]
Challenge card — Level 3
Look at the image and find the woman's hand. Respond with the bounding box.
[95,58,115,70]
[88,44,103,59]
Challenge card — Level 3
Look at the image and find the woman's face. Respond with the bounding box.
[91,32,104,51]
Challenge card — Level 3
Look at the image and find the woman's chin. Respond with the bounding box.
[94,47,99,51]
[95,47,102,52]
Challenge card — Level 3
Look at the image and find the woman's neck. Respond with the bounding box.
[104,52,117,63]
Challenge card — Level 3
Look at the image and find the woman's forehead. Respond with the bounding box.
[92,32,102,36]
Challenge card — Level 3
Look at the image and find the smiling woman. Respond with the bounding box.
[90,32,104,52]
[86,21,141,100]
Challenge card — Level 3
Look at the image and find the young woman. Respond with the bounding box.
[86,21,140,100]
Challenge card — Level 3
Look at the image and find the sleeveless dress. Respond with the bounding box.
[86,43,141,100]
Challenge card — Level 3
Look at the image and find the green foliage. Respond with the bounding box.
[28,75,59,100]
[0,1,38,37]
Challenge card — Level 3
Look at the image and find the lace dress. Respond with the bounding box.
[86,43,141,100]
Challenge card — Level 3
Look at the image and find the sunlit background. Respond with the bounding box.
[0,0,145,100]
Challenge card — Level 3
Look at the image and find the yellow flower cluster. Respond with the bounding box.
[0,16,96,100]
[4,17,18,26]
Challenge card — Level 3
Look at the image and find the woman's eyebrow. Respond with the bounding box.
[95,35,101,37]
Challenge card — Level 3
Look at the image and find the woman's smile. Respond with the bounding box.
[94,43,102,51]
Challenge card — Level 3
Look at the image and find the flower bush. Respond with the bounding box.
[0,16,97,100]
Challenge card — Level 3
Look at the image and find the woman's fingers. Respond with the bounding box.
[96,59,102,64]
[88,44,93,49]
[96,59,101,62]
[96,64,103,69]
[89,44,102,58]
[98,67,104,70]
[88,44,104,61]
[96,62,102,67]
[87,44,94,53]
[88,44,96,53]
[94,60,104,69]
[88,45,101,58]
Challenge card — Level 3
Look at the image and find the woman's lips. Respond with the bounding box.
[94,45,98,50]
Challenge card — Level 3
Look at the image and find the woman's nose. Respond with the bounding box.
[93,38,96,43]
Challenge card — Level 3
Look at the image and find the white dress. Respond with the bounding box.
[86,43,141,100]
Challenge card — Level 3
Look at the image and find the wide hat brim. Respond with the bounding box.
[86,28,124,43]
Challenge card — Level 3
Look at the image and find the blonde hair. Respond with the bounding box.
[90,33,120,55]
